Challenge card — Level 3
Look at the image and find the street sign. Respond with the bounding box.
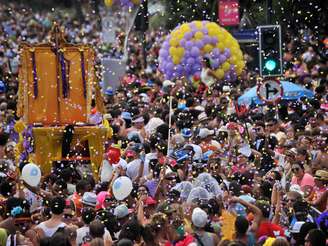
[257,78,283,104]
[232,29,258,43]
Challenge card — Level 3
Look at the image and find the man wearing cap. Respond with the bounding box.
[310,170,328,212]
[191,207,220,246]
[114,204,131,227]
[82,192,97,208]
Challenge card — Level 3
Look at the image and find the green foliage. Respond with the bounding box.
[160,0,217,30]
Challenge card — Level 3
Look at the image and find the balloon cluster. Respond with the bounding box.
[158,21,245,82]
[104,0,141,8]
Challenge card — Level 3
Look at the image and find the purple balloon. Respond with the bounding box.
[219,54,227,63]
[203,35,211,44]
[202,28,209,35]
[211,60,219,69]
[212,48,220,57]
[163,41,169,49]
[185,41,193,49]
[176,64,183,73]
[224,73,231,81]
[180,39,186,47]
[224,48,231,58]
[166,62,174,72]
[191,47,200,57]
[211,37,218,44]
[185,65,192,73]
[184,32,193,40]
[196,41,204,49]
[159,49,168,58]
[187,57,195,65]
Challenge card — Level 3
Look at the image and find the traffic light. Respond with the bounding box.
[258,25,282,77]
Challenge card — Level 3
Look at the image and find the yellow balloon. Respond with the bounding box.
[229,56,238,64]
[104,0,113,7]
[206,22,218,30]
[203,44,213,53]
[194,31,204,40]
[194,21,203,29]
[217,42,224,51]
[169,47,177,56]
[131,0,140,4]
[176,47,185,57]
[222,62,230,72]
[172,56,180,65]
[236,67,243,75]
[208,27,219,37]
[180,23,191,33]
[170,38,179,47]
[215,69,224,79]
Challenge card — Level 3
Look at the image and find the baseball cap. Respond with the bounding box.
[82,192,97,207]
[121,112,132,120]
[181,128,192,138]
[192,207,208,228]
[114,204,130,219]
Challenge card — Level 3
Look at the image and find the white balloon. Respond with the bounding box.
[100,160,114,183]
[21,163,41,187]
[112,176,133,200]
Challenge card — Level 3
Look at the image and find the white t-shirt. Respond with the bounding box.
[36,221,67,238]
[76,225,111,246]
[126,159,149,180]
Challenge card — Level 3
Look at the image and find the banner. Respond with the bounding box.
[218,0,240,26]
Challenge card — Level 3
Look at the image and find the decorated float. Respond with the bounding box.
[15,25,109,178]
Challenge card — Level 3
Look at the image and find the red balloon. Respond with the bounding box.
[107,147,121,164]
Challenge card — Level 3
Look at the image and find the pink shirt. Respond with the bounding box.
[291,173,315,189]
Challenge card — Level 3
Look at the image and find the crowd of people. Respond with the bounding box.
[0,1,328,246]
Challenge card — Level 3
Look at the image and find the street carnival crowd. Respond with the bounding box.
[0,1,328,246]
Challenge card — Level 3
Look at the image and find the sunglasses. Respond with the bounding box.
[165,176,177,181]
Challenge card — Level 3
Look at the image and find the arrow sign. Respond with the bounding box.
[257,78,283,104]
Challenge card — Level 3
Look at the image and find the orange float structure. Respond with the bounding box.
[17,25,107,177]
